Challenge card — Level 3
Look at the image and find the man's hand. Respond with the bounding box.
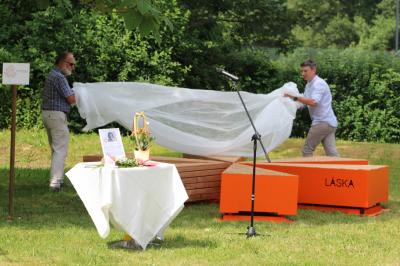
[284,93,317,107]
[66,95,76,105]
[284,93,297,101]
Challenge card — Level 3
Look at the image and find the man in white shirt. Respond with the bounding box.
[285,60,339,157]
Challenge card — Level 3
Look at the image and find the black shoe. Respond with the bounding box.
[49,186,61,192]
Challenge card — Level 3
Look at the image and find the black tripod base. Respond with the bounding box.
[246,226,256,238]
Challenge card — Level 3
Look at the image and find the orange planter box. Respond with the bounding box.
[248,163,388,208]
[220,164,298,216]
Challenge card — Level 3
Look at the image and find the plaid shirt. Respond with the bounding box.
[42,68,74,113]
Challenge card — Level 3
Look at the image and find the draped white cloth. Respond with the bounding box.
[66,162,188,250]
[73,82,301,157]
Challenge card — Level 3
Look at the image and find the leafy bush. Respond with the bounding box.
[0,2,188,131]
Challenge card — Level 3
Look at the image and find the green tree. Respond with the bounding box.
[32,0,171,42]
[0,0,188,130]
[288,0,392,49]
[356,0,396,50]
[175,0,292,91]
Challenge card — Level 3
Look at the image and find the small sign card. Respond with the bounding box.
[99,128,126,166]
[2,63,30,85]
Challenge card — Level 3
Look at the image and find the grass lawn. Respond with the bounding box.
[0,129,399,265]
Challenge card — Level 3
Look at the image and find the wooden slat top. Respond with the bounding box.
[223,163,296,176]
[183,154,245,163]
[82,155,231,172]
[151,156,218,164]
[82,155,102,162]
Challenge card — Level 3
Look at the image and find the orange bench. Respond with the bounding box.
[220,163,298,220]
[245,162,388,215]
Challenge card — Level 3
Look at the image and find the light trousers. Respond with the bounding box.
[302,122,339,157]
[42,110,69,186]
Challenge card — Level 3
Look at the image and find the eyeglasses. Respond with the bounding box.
[64,61,76,67]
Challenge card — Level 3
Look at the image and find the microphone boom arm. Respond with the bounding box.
[217,68,239,81]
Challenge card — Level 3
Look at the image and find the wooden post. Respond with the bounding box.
[7,84,17,222]
[2,63,29,221]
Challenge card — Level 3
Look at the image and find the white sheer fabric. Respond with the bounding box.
[73,82,301,157]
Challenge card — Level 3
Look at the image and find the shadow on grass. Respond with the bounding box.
[288,200,400,226]
[107,234,217,252]
[0,167,93,229]
[176,200,400,228]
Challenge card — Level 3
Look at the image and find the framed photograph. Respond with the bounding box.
[99,128,126,164]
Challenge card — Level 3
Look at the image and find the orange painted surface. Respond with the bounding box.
[219,164,298,216]
[250,163,388,208]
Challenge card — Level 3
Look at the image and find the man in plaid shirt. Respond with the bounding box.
[42,51,76,192]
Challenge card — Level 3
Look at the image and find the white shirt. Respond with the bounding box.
[304,75,338,127]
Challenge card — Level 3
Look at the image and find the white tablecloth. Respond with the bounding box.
[66,162,188,249]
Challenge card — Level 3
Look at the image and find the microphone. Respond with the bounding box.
[216,68,239,81]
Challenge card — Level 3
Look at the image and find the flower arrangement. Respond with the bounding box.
[131,112,155,161]
[130,131,155,151]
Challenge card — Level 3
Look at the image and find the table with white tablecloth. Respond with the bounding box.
[66,162,188,249]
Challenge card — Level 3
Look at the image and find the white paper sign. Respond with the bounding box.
[99,128,126,165]
[2,63,30,85]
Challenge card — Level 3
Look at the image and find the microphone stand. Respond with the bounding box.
[228,79,271,238]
